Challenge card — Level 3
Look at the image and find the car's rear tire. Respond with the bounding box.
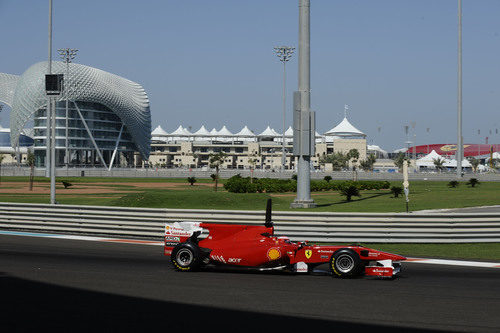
[330,249,363,278]
[171,242,201,271]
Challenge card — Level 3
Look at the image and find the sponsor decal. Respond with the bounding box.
[211,255,226,263]
[440,144,470,152]
[165,225,191,237]
[165,242,179,247]
[305,250,312,259]
[267,248,281,260]
[228,258,242,264]
[165,236,180,242]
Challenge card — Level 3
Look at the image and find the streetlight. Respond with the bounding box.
[457,0,463,178]
[274,46,295,170]
[58,48,78,168]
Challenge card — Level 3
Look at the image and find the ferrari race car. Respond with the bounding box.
[164,200,406,278]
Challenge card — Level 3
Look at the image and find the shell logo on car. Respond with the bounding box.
[267,248,281,260]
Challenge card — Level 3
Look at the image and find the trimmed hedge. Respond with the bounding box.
[223,175,390,193]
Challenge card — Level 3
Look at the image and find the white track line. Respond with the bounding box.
[406,258,500,269]
[0,230,163,246]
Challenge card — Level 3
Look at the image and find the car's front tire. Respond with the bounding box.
[171,242,201,271]
[330,249,363,278]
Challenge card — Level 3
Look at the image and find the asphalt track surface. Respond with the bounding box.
[1,235,499,332]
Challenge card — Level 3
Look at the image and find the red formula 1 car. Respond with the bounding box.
[164,200,406,278]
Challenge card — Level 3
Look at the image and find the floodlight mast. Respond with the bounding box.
[47,0,57,204]
[58,48,78,168]
[457,0,463,178]
[291,0,316,208]
[274,46,295,171]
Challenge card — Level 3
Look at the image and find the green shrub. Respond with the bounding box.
[467,178,480,187]
[187,177,197,186]
[339,184,361,202]
[390,186,403,198]
[224,177,392,194]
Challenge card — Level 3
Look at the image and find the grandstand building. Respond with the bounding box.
[148,115,369,170]
[0,62,151,168]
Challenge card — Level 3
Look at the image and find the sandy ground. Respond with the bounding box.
[0,181,213,195]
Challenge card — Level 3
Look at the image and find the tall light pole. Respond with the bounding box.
[291,0,316,208]
[274,46,295,170]
[47,0,57,204]
[457,0,463,178]
[58,48,78,168]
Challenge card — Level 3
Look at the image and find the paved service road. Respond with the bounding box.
[418,205,500,214]
[0,234,499,332]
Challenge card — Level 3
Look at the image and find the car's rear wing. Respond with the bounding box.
[164,222,203,255]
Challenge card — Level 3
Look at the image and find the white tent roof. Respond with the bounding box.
[487,152,500,160]
[258,126,280,137]
[209,128,218,135]
[235,125,255,137]
[367,145,388,155]
[217,125,233,136]
[324,117,366,137]
[284,126,293,137]
[193,125,210,136]
[170,125,191,136]
[151,125,168,136]
[417,150,443,162]
[443,159,472,167]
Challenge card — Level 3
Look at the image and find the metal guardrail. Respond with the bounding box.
[1,202,499,243]
[2,166,500,181]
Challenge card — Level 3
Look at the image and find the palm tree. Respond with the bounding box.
[467,178,480,187]
[187,176,197,186]
[0,154,4,185]
[248,154,259,183]
[433,158,445,172]
[209,152,227,192]
[339,184,361,202]
[360,153,377,172]
[347,149,360,181]
[468,157,480,173]
[26,151,35,191]
[390,186,403,198]
[393,153,409,172]
[319,152,349,171]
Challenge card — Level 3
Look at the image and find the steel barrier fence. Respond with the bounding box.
[1,202,499,243]
[1,166,500,181]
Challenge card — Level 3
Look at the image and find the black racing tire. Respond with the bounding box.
[170,242,201,272]
[330,249,363,278]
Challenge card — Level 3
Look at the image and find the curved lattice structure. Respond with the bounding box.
[0,61,151,159]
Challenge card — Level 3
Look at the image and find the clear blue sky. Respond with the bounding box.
[1,0,499,151]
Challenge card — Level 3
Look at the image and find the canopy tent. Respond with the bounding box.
[192,125,211,141]
[235,126,257,142]
[193,125,210,136]
[367,145,388,158]
[324,117,366,138]
[168,125,192,141]
[151,125,168,141]
[487,152,500,160]
[443,159,472,168]
[258,126,280,137]
[416,150,445,168]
